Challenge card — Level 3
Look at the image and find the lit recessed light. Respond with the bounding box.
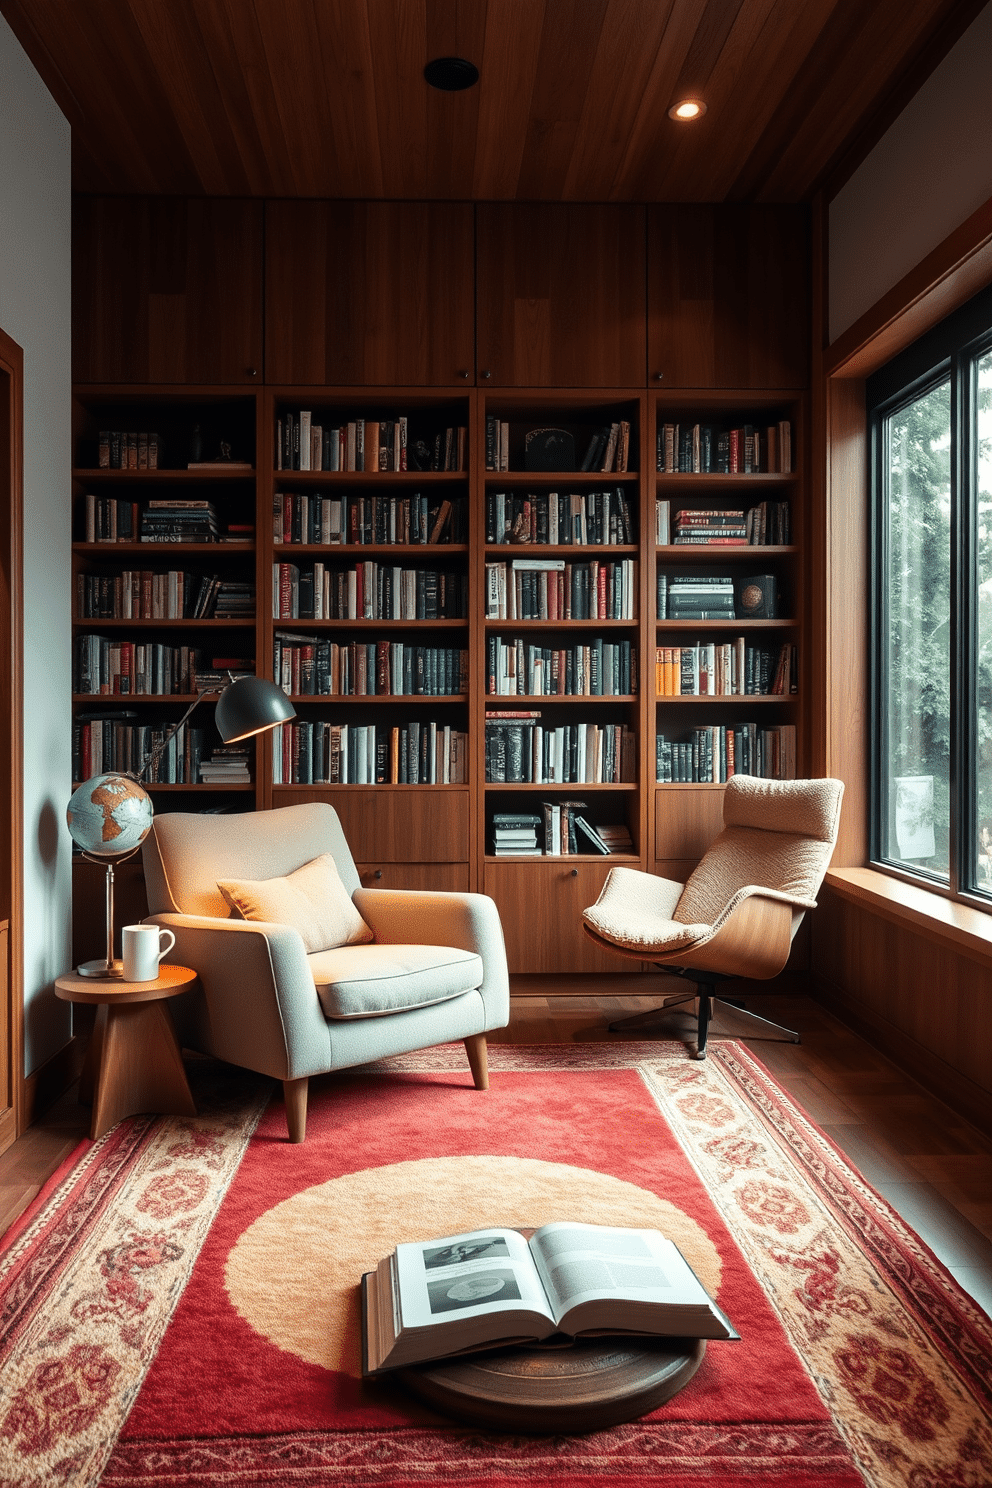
[668,99,706,121]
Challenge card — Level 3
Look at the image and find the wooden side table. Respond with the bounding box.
[55,964,198,1140]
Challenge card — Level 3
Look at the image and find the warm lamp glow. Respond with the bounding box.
[668,99,706,121]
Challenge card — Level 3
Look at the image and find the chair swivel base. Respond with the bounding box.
[608,980,800,1059]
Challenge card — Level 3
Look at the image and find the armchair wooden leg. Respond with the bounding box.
[464,1034,489,1090]
[283,1077,309,1142]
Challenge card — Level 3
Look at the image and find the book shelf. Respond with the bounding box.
[69,382,807,973]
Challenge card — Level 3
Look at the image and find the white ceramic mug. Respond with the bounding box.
[122,924,176,983]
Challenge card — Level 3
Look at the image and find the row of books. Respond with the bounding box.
[96,430,161,470]
[485,716,636,784]
[275,413,466,473]
[485,558,636,621]
[655,500,790,547]
[486,637,636,697]
[73,639,251,697]
[273,493,465,546]
[199,746,252,784]
[657,572,778,621]
[491,807,633,857]
[273,563,468,621]
[77,571,255,622]
[656,421,792,474]
[654,642,797,696]
[486,488,634,546]
[485,419,632,473]
[273,635,468,697]
[271,721,468,785]
[73,716,206,785]
[656,724,797,782]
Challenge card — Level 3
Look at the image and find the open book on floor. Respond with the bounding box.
[361,1221,738,1374]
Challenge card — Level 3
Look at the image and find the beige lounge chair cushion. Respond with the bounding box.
[583,867,707,952]
[308,942,484,1019]
[218,853,374,953]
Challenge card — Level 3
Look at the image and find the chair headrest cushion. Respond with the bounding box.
[723,776,843,843]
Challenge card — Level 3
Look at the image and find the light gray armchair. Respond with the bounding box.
[140,802,510,1140]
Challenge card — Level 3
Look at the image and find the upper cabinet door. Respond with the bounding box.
[72,197,263,385]
[476,204,646,387]
[647,206,810,389]
[265,201,475,387]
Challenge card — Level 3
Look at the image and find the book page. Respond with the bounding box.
[529,1223,708,1325]
[393,1228,553,1333]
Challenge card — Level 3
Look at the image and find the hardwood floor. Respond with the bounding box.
[2,978,991,1317]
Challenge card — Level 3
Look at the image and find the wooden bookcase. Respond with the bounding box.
[70,196,811,974]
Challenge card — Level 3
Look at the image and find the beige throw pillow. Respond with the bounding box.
[217,853,374,953]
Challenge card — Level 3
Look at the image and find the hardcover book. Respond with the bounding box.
[362,1222,737,1375]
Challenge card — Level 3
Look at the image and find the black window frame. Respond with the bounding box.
[868,281,992,909]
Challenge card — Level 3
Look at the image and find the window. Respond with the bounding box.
[869,285,992,905]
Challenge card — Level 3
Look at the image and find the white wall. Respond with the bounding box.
[0,16,73,1073]
[829,2,992,343]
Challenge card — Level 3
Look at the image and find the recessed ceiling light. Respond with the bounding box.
[424,57,479,92]
[668,99,707,121]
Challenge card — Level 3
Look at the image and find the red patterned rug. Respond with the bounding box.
[1,1043,991,1487]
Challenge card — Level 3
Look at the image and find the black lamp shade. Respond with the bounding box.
[215,676,296,743]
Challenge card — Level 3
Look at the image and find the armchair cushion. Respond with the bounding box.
[218,853,373,953]
[583,867,704,952]
[308,942,484,1019]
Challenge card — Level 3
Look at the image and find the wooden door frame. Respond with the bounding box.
[0,326,24,1151]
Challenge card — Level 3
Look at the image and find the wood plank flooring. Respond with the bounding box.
[2,980,991,1316]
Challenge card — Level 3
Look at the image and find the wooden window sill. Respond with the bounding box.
[824,867,992,967]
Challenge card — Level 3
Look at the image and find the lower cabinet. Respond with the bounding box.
[484,861,639,974]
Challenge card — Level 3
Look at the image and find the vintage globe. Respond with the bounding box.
[66,773,154,858]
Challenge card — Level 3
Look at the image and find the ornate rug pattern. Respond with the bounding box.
[0,1043,989,1488]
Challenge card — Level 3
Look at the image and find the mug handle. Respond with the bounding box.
[158,928,176,962]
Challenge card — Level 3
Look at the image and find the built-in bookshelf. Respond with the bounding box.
[70,382,806,971]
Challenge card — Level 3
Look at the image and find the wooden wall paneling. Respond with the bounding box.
[264,201,476,387]
[655,787,726,863]
[484,861,624,974]
[822,377,869,865]
[476,204,647,387]
[647,206,810,389]
[72,197,263,385]
[274,787,470,864]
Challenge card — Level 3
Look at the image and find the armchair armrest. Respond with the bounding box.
[352,888,510,1030]
[666,891,798,979]
[144,913,333,1080]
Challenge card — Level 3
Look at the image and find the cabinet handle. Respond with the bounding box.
[570,868,578,877]
[246,366,258,378]
[458,370,469,379]
[374,869,383,879]
[653,372,664,380]
[480,369,492,379]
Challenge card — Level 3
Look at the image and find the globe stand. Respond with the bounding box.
[76,847,139,978]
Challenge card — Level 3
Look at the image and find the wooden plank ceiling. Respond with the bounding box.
[0,0,979,201]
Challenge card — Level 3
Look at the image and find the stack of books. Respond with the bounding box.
[140,500,219,544]
[212,580,255,619]
[491,813,542,855]
[658,575,735,619]
[673,510,747,546]
[199,745,251,784]
[596,823,634,854]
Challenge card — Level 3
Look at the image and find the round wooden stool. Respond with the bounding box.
[55,964,198,1140]
[398,1334,706,1433]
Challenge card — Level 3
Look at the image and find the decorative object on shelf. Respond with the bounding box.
[67,675,296,979]
[524,428,575,471]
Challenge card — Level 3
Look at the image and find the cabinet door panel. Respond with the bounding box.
[485,861,631,974]
[73,197,263,384]
[275,788,469,863]
[647,206,809,389]
[476,204,646,387]
[265,201,475,386]
[654,787,725,862]
[356,863,469,892]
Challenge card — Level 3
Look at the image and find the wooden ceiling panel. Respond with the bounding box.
[0,0,978,203]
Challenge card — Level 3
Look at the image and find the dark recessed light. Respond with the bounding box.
[424,57,479,92]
